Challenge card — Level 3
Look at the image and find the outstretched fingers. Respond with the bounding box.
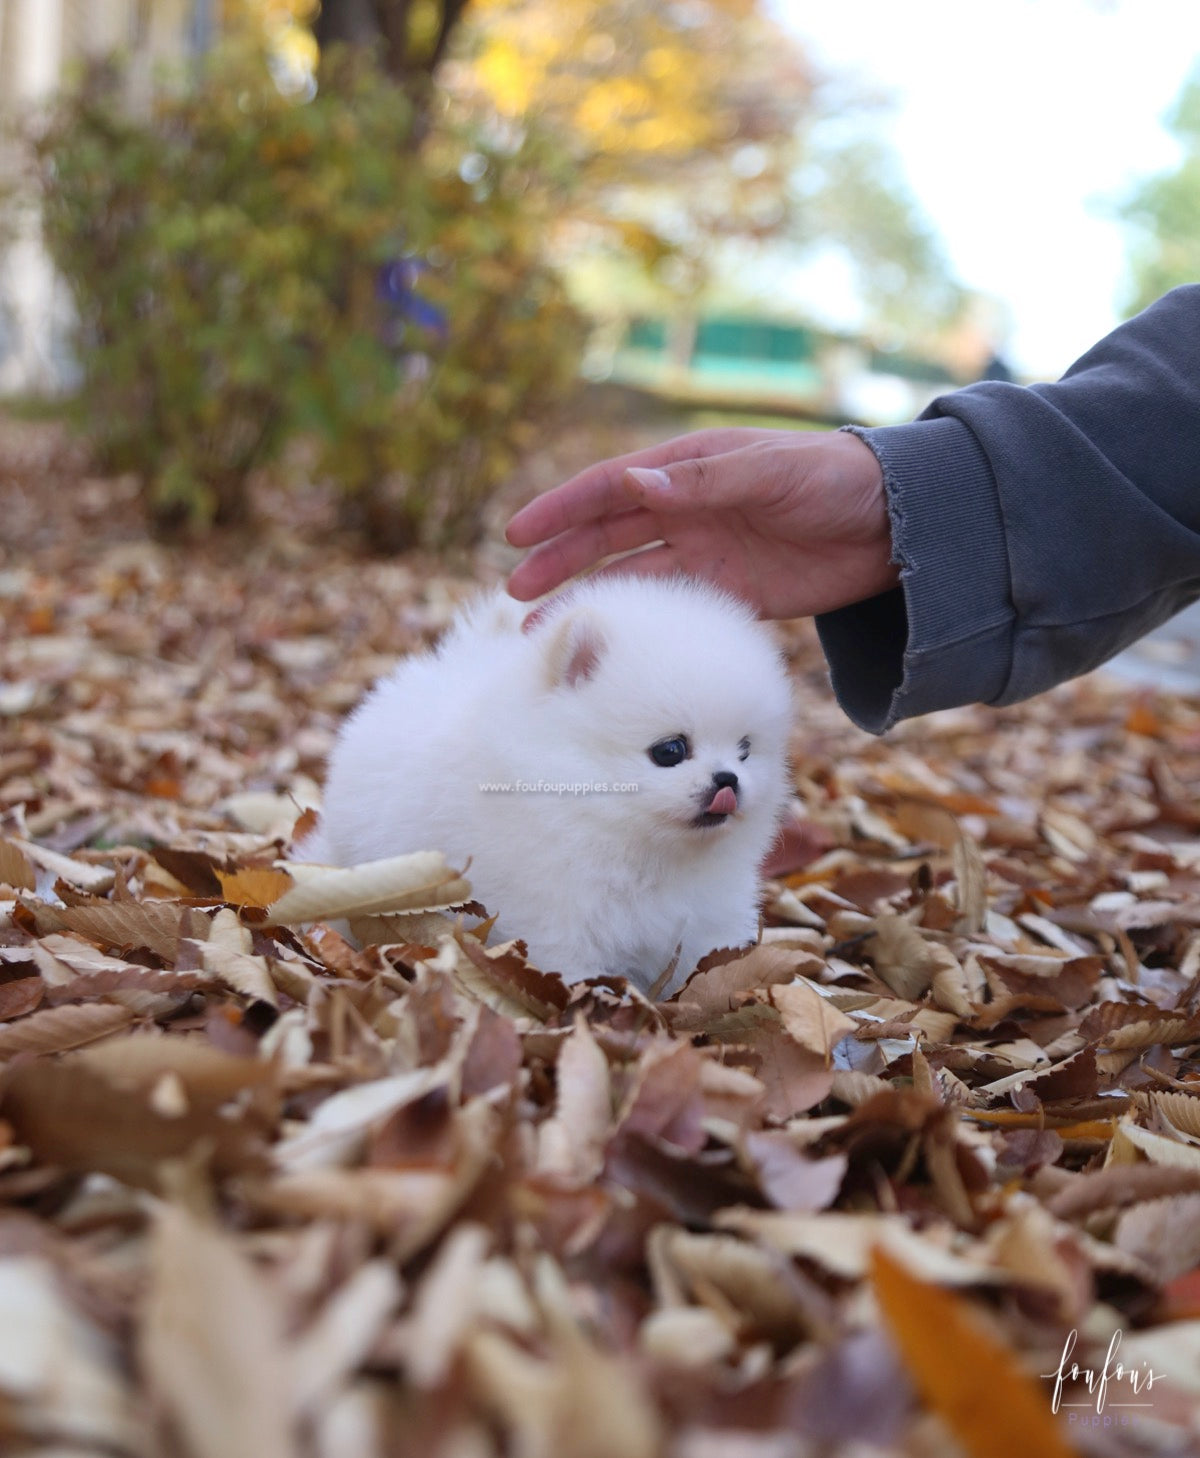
[505,428,763,548]
[505,464,638,549]
[507,506,664,600]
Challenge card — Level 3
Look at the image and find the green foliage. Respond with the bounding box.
[793,133,964,337]
[1118,68,1200,315]
[33,44,583,543]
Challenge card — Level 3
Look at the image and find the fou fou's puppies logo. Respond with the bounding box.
[1043,1327,1163,1428]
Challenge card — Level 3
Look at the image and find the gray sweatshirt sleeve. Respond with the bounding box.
[815,284,1200,733]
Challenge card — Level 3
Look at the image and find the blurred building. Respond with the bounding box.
[601,312,963,426]
[0,0,202,394]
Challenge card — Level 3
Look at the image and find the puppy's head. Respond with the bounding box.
[534,577,792,853]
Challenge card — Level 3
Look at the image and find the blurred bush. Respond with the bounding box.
[33,43,583,545]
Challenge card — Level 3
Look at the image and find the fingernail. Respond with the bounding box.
[625,466,671,492]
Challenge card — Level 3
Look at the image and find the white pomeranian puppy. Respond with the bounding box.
[310,574,793,995]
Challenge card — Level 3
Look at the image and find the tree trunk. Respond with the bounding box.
[311,0,471,95]
[312,0,382,50]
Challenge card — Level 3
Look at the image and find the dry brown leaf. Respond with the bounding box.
[465,1318,661,1458]
[1,1055,269,1189]
[638,1305,736,1367]
[867,913,963,1001]
[42,898,191,963]
[31,932,151,986]
[75,1033,276,1103]
[695,1055,767,1119]
[195,906,277,1005]
[1152,1089,1200,1138]
[400,1223,489,1388]
[348,909,461,947]
[432,937,538,1022]
[141,1204,296,1458]
[952,829,988,934]
[670,943,824,1029]
[18,840,114,893]
[273,1068,448,1174]
[1080,1001,1200,1051]
[289,1259,403,1418]
[0,839,35,892]
[981,1199,1090,1314]
[1114,1194,1200,1284]
[770,978,857,1065]
[0,1254,142,1450]
[891,795,987,847]
[1114,1320,1200,1400]
[537,1015,612,1183]
[1023,1046,1099,1104]
[618,1039,707,1151]
[1048,1163,1200,1220]
[719,1005,834,1118]
[718,1208,995,1284]
[455,936,569,1021]
[0,1001,134,1060]
[743,1132,846,1211]
[250,1099,499,1259]
[651,1227,814,1342]
[1111,1119,1200,1171]
[0,977,43,1020]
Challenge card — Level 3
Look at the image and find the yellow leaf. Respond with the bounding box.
[870,1245,1077,1458]
[216,865,296,909]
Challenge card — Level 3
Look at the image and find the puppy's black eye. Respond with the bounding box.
[738,737,751,762]
[649,735,690,767]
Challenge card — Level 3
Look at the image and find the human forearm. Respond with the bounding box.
[819,285,1200,732]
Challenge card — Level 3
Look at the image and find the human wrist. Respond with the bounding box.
[819,417,1014,733]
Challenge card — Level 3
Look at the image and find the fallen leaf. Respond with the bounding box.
[0,839,35,892]
[870,1244,1077,1458]
[288,1259,403,1418]
[770,978,857,1065]
[866,913,963,1001]
[266,853,472,924]
[670,943,824,1029]
[400,1222,489,1387]
[0,1002,135,1059]
[743,1132,846,1211]
[141,1204,296,1458]
[1,1056,269,1189]
[0,1255,142,1449]
[216,864,294,909]
[1115,1194,1200,1284]
[537,1014,612,1182]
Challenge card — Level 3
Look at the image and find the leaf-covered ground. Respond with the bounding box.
[3,412,1200,1457]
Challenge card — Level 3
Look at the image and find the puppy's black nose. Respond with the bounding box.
[712,770,739,792]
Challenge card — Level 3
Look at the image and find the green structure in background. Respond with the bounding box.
[611,313,958,423]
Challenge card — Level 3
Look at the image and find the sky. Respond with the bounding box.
[768,0,1200,378]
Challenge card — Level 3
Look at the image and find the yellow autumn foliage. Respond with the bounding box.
[455,0,810,168]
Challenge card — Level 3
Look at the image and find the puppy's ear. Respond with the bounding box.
[544,612,606,689]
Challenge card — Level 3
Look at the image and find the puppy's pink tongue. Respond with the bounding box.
[706,785,738,817]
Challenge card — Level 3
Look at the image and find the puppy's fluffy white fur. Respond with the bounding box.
[311,575,793,994]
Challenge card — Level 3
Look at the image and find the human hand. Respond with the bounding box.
[505,426,898,620]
